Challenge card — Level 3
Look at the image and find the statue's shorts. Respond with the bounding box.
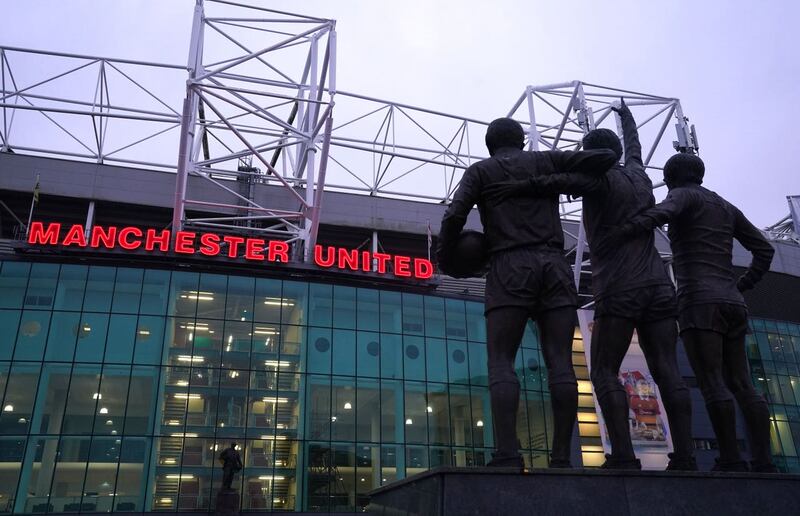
[678,302,748,339]
[593,284,677,323]
[484,247,576,315]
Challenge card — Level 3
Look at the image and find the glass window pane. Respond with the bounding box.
[447,340,469,385]
[468,341,488,385]
[114,437,149,511]
[83,266,115,312]
[140,269,171,316]
[196,273,227,320]
[465,301,486,342]
[307,328,332,374]
[61,364,102,435]
[471,386,491,448]
[404,381,428,444]
[44,311,80,361]
[111,267,143,314]
[29,364,70,435]
[0,309,21,360]
[333,330,356,376]
[124,366,159,435]
[0,437,25,505]
[426,338,447,383]
[449,386,473,448]
[134,315,165,365]
[356,332,380,378]
[379,291,402,334]
[254,278,282,323]
[356,378,380,442]
[423,296,445,339]
[356,289,379,331]
[401,294,424,335]
[83,437,120,512]
[93,365,131,436]
[333,285,356,329]
[306,375,331,441]
[53,264,87,311]
[380,380,402,443]
[0,261,30,308]
[445,299,466,340]
[18,436,58,513]
[309,283,332,327]
[281,281,308,326]
[24,263,59,310]
[380,334,403,380]
[0,363,41,435]
[226,275,254,321]
[104,314,137,364]
[403,336,425,381]
[221,320,254,370]
[190,319,224,367]
[74,313,109,363]
[50,437,90,512]
[428,383,450,445]
[14,310,51,361]
[332,378,356,441]
[169,271,200,318]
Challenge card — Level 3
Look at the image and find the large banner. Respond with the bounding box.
[577,309,673,470]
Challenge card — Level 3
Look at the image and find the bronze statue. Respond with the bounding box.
[219,442,243,490]
[484,100,696,471]
[438,117,617,469]
[613,153,776,472]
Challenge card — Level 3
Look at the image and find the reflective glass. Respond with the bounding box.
[0,262,30,309]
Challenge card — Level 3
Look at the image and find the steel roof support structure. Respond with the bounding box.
[506,80,698,307]
[172,0,336,261]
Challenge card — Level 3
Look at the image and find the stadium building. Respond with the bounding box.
[1,2,799,513]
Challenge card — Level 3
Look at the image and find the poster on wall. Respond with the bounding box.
[577,309,673,470]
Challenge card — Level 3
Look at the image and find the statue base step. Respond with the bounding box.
[367,466,800,516]
[214,489,240,515]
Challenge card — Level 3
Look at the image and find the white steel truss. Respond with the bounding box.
[0,1,702,269]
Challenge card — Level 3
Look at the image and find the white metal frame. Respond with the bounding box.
[0,2,701,271]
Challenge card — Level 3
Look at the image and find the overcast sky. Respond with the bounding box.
[2,0,798,226]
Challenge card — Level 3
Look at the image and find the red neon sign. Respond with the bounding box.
[27,222,434,280]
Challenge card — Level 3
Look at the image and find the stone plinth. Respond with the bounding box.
[214,489,240,515]
[367,466,800,516]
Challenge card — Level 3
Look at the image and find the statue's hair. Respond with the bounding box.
[664,153,704,185]
[582,128,622,160]
[485,118,524,154]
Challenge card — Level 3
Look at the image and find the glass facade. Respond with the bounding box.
[0,260,554,513]
[747,317,800,473]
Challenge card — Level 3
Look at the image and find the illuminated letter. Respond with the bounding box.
[314,245,336,267]
[90,226,117,249]
[199,233,221,256]
[174,231,196,254]
[268,240,289,263]
[373,252,391,274]
[245,238,265,261]
[61,224,87,247]
[361,251,371,271]
[338,248,359,270]
[27,222,60,245]
[223,236,245,258]
[394,255,412,277]
[145,229,171,252]
[414,258,434,279]
[118,227,143,250]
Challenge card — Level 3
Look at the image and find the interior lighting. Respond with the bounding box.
[180,291,215,301]
[176,355,204,363]
[405,418,413,425]
[263,298,294,307]
[173,393,201,400]
[476,420,484,427]
[92,393,102,400]
[264,360,291,368]
[166,474,195,480]
[426,406,433,413]
[343,402,352,410]
[2,405,12,412]
[99,407,109,414]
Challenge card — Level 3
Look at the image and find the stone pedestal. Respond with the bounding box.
[214,489,240,515]
[367,466,800,516]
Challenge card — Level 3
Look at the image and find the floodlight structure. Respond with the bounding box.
[172,0,337,262]
[506,81,697,305]
[0,1,701,279]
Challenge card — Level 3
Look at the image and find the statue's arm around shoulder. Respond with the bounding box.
[732,206,775,291]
